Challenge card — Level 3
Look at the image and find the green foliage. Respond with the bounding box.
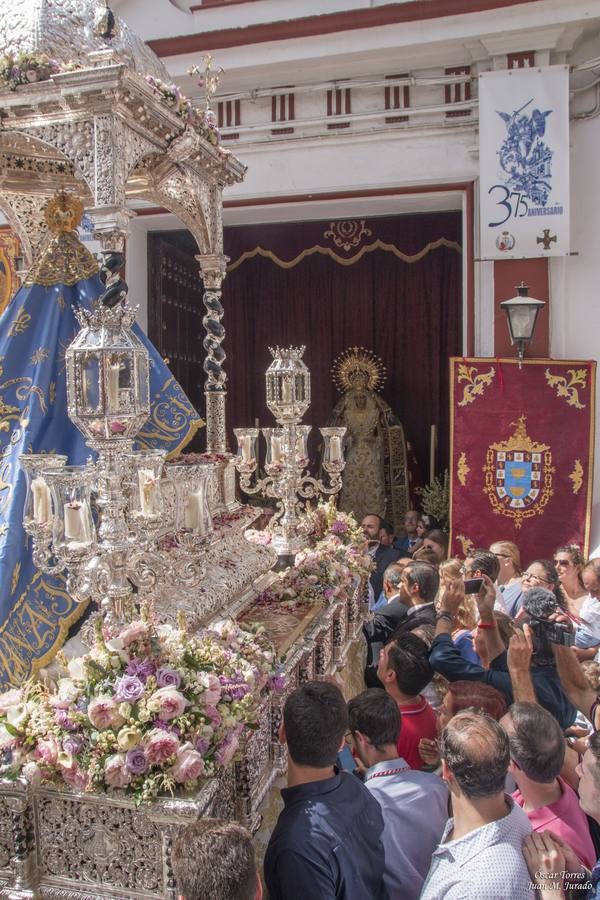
[417,469,449,530]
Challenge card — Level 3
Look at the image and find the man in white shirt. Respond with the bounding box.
[347,688,448,900]
[421,709,534,900]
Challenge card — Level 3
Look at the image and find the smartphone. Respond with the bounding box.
[464,577,484,594]
[337,745,357,773]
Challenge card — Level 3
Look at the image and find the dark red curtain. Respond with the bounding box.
[222,212,462,478]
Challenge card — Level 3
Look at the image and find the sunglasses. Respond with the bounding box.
[553,559,572,567]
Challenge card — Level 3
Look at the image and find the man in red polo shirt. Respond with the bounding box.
[377,632,437,770]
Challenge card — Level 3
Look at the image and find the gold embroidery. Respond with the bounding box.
[56,294,66,311]
[323,220,372,252]
[457,364,495,407]
[8,308,31,336]
[49,381,56,405]
[457,451,470,486]
[569,460,584,495]
[29,347,49,366]
[456,534,475,556]
[0,397,20,431]
[11,561,21,595]
[545,368,587,410]
[24,230,98,287]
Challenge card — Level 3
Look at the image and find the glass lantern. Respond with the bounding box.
[234,427,259,467]
[293,425,312,467]
[65,302,150,444]
[320,427,347,468]
[162,462,215,538]
[262,426,286,471]
[131,449,166,519]
[20,453,67,531]
[45,466,96,554]
[266,346,311,424]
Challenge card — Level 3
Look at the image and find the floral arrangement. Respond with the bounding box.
[0,611,279,802]
[0,53,62,90]
[251,501,372,609]
[144,75,222,147]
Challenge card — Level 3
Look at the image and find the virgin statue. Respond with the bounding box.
[329,347,411,533]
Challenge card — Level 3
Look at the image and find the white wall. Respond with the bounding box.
[549,110,600,554]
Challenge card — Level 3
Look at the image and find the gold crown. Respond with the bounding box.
[332,346,386,393]
[44,192,84,234]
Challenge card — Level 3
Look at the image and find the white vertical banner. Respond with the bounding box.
[479,65,570,260]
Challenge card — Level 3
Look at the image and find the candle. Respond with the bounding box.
[329,435,341,463]
[64,501,92,543]
[281,378,292,404]
[31,477,51,524]
[184,490,207,534]
[107,363,120,409]
[240,436,252,463]
[271,435,282,463]
[138,468,157,516]
[295,435,305,459]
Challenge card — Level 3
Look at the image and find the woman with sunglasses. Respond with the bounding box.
[554,545,587,617]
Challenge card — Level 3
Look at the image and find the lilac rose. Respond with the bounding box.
[125,748,149,775]
[155,667,182,689]
[62,735,84,756]
[115,675,145,703]
[125,659,156,681]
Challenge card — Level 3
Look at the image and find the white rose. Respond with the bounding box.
[6,703,28,730]
[67,657,86,680]
[57,678,80,704]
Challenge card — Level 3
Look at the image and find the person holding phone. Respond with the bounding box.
[429,574,577,729]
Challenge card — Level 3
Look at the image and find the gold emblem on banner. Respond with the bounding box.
[483,416,554,529]
[456,534,475,556]
[457,452,470,486]
[8,308,31,336]
[569,460,584,495]
[545,368,587,410]
[457,364,496,407]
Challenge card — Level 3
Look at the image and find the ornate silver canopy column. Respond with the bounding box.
[196,252,229,453]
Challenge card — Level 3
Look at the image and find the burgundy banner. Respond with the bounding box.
[449,357,596,563]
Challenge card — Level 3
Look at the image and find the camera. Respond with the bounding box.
[526,614,574,648]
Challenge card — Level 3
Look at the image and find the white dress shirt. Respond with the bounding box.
[420,794,534,900]
[364,757,448,900]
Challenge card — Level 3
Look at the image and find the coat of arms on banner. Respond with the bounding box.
[483,416,554,528]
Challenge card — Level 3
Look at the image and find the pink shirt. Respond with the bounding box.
[512,777,595,869]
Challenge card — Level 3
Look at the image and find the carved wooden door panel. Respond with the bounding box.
[148,234,205,429]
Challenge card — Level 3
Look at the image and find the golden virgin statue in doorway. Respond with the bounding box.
[329,347,410,534]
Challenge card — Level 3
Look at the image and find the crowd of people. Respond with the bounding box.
[170,511,600,899]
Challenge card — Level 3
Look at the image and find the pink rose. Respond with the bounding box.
[145,728,180,764]
[36,736,59,765]
[119,621,149,647]
[88,696,125,730]
[104,753,133,789]
[61,761,88,791]
[170,743,205,783]
[216,725,244,767]
[200,674,222,707]
[0,688,22,714]
[148,687,189,721]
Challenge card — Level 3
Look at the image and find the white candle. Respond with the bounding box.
[184,491,206,534]
[329,435,341,463]
[31,477,51,524]
[240,436,252,463]
[271,435,282,463]
[107,363,120,409]
[138,468,157,516]
[281,378,292,404]
[64,501,91,543]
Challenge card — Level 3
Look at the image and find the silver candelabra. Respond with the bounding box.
[233,346,346,558]
[20,257,215,625]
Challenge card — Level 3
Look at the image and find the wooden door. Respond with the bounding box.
[148,234,205,438]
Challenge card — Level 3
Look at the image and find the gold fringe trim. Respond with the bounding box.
[227,237,462,273]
